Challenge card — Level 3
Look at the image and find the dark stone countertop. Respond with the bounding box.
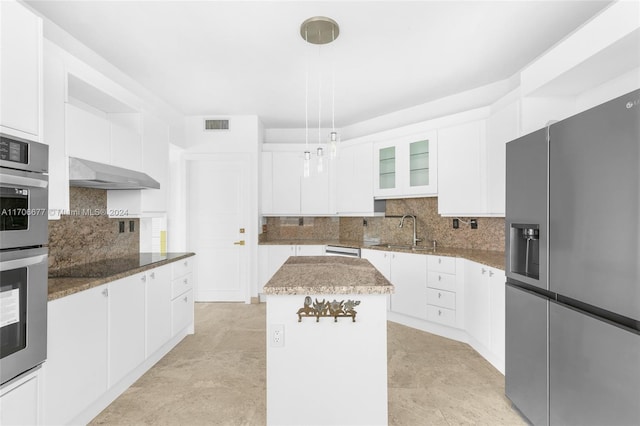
[48,252,195,301]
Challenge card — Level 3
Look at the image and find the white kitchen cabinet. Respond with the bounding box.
[0,0,42,141]
[437,119,487,216]
[0,367,41,426]
[44,41,70,220]
[335,142,375,215]
[110,121,142,172]
[146,265,172,357]
[108,273,146,387]
[107,113,169,218]
[361,249,392,311]
[465,260,506,371]
[389,252,428,320]
[259,244,325,287]
[363,249,430,318]
[464,260,493,351]
[485,100,520,215]
[373,132,438,199]
[43,285,108,426]
[269,152,302,214]
[65,102,111,163]
[172,290,194,335]
[301,155,332,215]
[361,249,391,281]
[426,255,464,328]
[43,260,195,425]
[171,257,195,336]
[141,112,169,213]
[262,150,334,215]
[488,267,506,362]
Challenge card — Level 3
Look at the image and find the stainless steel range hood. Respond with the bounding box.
[69,157,160,190]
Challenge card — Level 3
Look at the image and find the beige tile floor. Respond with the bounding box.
[90,303,526,425]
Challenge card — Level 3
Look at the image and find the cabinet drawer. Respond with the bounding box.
[428,255,456,274]
[171,289,193,336]
[172,257,193,279]
[427,288,456,310]
[427,271,456,292]
[171,273,193,299]
[427,305,456,327]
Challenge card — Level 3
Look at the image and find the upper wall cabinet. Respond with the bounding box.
[485,100,520,215]
[65,103,111,163]
[0,0,43,142]
[438,102,516,218]
[335,142,376,215]
[140,113,169,213]
[261,148,334,216]
[438,120,488,216]
[373,132,438,199]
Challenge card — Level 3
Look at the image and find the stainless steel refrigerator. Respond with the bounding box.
[505,89,640,426]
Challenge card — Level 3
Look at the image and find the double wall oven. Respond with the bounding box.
[0,136,49,385]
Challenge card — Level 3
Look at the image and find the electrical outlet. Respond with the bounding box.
[270,324,285,347]
[119,221,125,233]
[470,219,478,229]
[453,218,459,229]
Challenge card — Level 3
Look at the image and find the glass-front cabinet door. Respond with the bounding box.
[378,146,396,190]
[373,132,438,198]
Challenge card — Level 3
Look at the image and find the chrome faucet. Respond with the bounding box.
[399,214,421,247]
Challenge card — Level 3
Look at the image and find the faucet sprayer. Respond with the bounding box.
[399,214,422,247]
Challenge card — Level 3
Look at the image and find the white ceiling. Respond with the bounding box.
[26,0,613,129]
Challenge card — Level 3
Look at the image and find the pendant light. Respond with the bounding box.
[300,16,339,176]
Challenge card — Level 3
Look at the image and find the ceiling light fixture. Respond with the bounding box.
[300,16,339,177]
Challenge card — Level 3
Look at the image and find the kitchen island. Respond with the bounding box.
[263,256,394,426]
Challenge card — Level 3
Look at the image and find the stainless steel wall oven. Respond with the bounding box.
[0,136,48,385]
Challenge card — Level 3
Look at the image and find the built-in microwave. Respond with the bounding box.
[0,137,48,250]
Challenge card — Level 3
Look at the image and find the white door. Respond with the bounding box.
[188,157,249,302]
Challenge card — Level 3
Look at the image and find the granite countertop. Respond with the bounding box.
[263,256,394,295]
[363,245,506,270]
[48,252,195,301]
[258,239,364,248]
[259,239,505,270]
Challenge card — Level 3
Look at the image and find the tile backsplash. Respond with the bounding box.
[48,187,139,270]
[263,197,505,252]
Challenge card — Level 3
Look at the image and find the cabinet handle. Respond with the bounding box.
[183,296,188,302]
[438,258,442,264]
[438,310,442,316]
[184,278,188,285]
[150,272,155,279]
[482,268,487,275]
[383,253,387,258]
[141,275,147,282]
[438,275,442,281]
[438,292,442,298]
[184,261,188,267]
[102,288,108,297]
[489,270,494,277]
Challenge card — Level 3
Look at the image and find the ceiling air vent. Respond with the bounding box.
[204,119,229,130]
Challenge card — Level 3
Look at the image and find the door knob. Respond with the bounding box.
[234,240,245,246]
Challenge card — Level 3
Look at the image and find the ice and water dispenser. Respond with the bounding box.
[510,224,540,279]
